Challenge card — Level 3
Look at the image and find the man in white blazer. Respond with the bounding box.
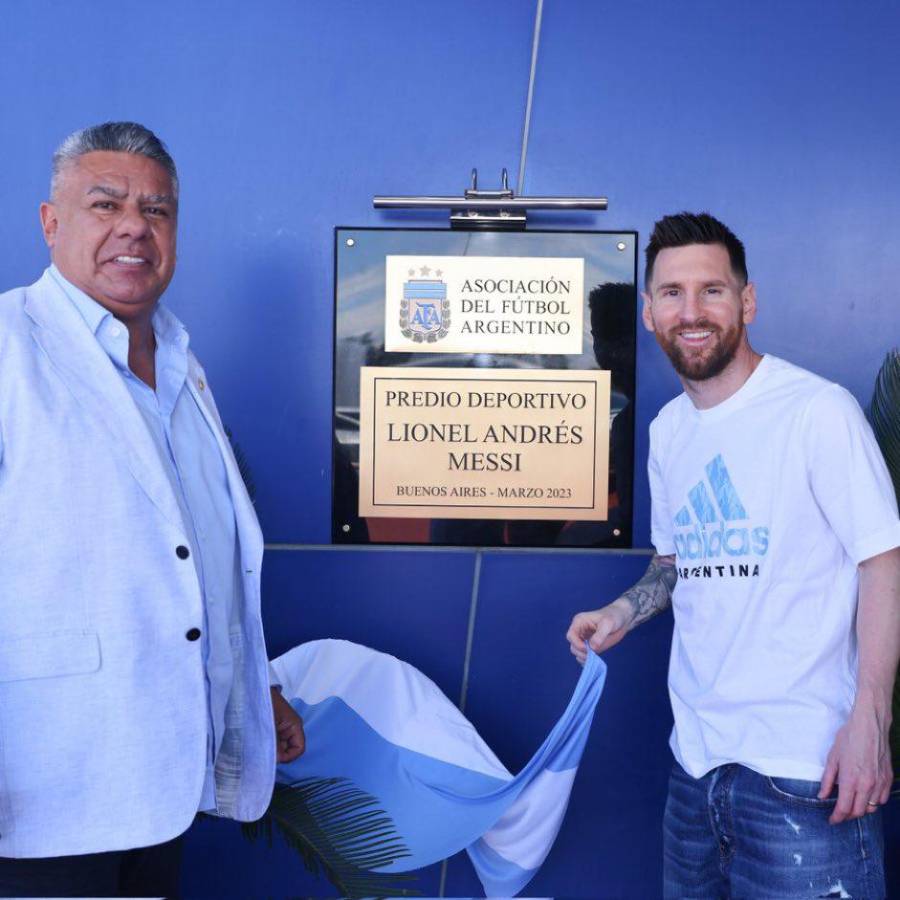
[0,122,305,897]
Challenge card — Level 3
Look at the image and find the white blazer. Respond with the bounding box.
[0,270,276,858]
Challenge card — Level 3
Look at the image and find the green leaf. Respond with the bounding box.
[868,349,900,771]
[224,425,257,502]
[242,777,421,898]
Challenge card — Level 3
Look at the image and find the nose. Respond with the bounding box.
[680,290,703,322]
[114,203,151,241]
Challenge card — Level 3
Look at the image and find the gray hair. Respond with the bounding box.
[50,121,178,199]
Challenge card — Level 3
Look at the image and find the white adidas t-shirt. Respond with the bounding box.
[649,355,900,780]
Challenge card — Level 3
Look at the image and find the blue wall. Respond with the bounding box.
[2,1,898,896]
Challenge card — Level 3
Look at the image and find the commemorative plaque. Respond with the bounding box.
[333,228,637,548]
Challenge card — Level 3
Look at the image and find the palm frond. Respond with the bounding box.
[868,348,900,503]
[868,349,900,771]
[224,425,257,502]
[243,777,421,898]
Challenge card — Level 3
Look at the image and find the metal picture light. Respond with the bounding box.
[374,168,608,230]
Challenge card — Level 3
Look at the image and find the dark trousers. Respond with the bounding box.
[0,834,183,898]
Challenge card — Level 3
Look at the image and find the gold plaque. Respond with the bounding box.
[358,367,611,520]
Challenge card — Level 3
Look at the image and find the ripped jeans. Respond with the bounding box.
[663,761,885,899]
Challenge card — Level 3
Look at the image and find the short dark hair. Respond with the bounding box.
[644,212,747,287]
[51,121,178,199]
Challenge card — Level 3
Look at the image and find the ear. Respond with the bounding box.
[40,202,59,248]
[741,282,757,324]
[640,290,656,333]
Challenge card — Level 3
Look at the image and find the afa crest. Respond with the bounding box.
[400,266,450,343]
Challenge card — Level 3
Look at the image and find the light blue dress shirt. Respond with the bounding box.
[50,265,237,812]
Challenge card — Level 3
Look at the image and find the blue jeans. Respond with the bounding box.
[663,761,885,899]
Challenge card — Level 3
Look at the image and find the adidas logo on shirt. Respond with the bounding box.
[672,455,769,579]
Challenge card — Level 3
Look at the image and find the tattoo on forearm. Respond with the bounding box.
[621,554,677,627]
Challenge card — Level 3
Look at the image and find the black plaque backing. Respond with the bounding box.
[332,228,637,548]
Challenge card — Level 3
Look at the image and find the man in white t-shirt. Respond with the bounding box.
[567,212,900,898]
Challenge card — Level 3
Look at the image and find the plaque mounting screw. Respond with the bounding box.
[346,238,355,247]
[616,242,626,251]
[342,524,350,533]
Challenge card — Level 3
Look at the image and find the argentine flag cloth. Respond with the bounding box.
[272,639,606,897]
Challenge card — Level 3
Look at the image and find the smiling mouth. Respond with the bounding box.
[111,255,150,266]
[678,329,714,343]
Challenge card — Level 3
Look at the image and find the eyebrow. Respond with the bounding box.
[143,193,176,205]
[86,185,176,205]
[87,185,127,200]
[655,279,729,292]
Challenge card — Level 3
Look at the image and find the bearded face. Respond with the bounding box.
[642,244,755,385]
[654,314,745,381]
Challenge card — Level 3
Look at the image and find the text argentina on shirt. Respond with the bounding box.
[672,454,769,580]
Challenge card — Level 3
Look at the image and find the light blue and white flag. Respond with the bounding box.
[271,639,606,897]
